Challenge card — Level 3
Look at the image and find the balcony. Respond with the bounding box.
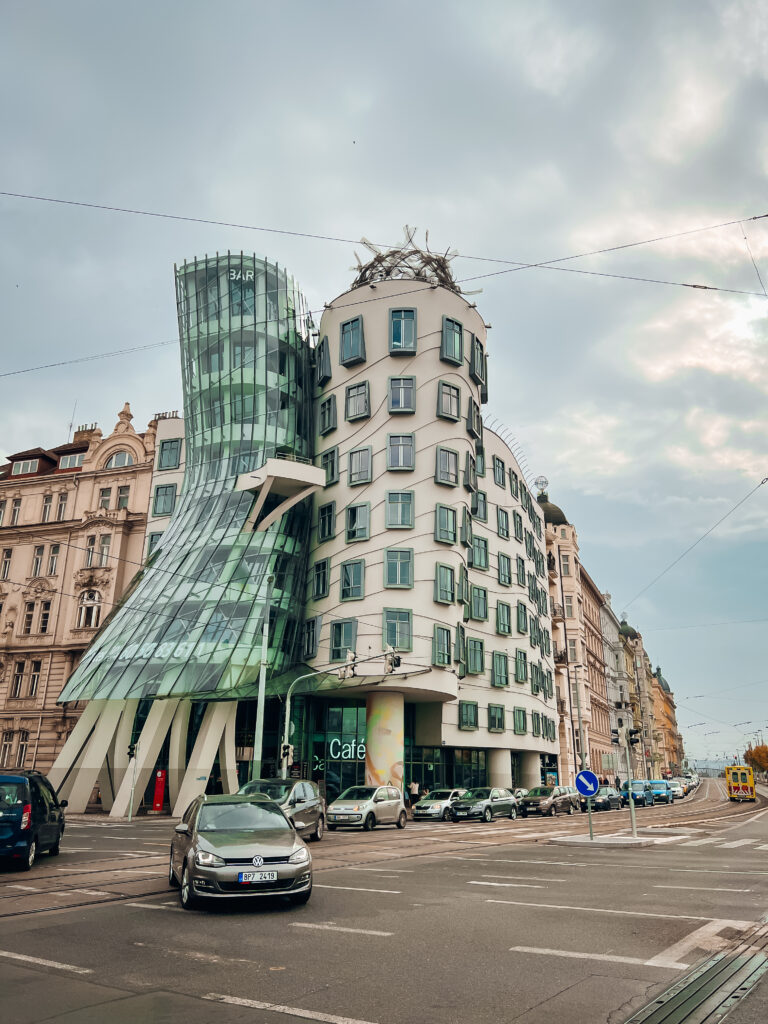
[550,602,564,622]
[554,647,568,665]
[557,698,567,717]
[236,457,325,532]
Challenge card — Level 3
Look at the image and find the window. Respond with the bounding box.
[516,555,526,586]
[496,601,511,635]
[99,487,111,509]
[385,549,413,588]
[117,485,130,510]
[473,490,487,521]
[346,503,370,541]
[16,730,29,768]
[568,638,578,662]
[390,309,416,353]
[39,602,51,634]
[56,494,68,521]
[340,559,365,600]
[1,549,11,581]
[104,451,134,469]
[385,491,414,528]
[98,535,111,567]
[493,456,505,487]
[435,447,459,486]
[459,701,478,730]
[31,546,44,577]
[0,499,5,527]
[488,705,505,732]
[437,382,461,420]
[467,638,484,674]
[387,434,414,471]
[514,707,527,735]
[470,337,486,384]
[11,661,24,698]
[302,617,320,659]
[565,595,573,617]
[59,453,85,470]
[492,652,509,687]
[345,382,370,420]
[435,504,457,544]
[41,494,52,523]
[441,317,463,365]
[158,438,182,470]
[532,712,541,738]
[84,535,96,567]
[561,554,571,576]
[153,484,177,517]
[11,459,39,475]
[466,398,482,439]
[470,585,488,620]
[497,508,510,539]
[22,601,35,635]
[340,317,365,365]
[11,499,21,526]
[330,619,357,661]
[498,553,512,586]
[311,559,330,599]
[516,602,528,634]
[319,395,337,435]
[348,447,372,485]
[432,625,452,666]
[145,532,162,558]
[472,536,489,570]
[383,608,412,651]
[434,563,455,604]
[509,470,519,498]
[320,447,339,485]
[77,590,102,628]
[316,336,332,386]
[476,449,486,477]
[463,452,477,492]
[318,502,336,542]
[515,649,528,683]
[47,544,59,576]
[389,376,415,413]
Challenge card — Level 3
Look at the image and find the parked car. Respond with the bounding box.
[326,786,407,831]
[620,781,654,807]
[519,785,577,817]
[579,786,621,812]
[169,794,312,909]
[412,788,467,821]
[512,788,529,802]
[668,780,685,800]
[649,779,674,804]
[450,787,518,822]
[0,770,67,870]
[238,778,326,841]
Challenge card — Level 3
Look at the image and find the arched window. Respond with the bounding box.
[104,451,134,469]
[77,590,102,629]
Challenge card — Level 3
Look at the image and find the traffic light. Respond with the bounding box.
[337,649,357,681]
[628,728,641,746]
[611,728,621,746]
[127,742,136,759]
[281,743,294,765]
[384,646,401,673]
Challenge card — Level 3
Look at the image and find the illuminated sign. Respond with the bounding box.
[229,269,255,282]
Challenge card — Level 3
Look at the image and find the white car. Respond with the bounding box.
[412,788,467,821]
[327,785,407,831]
[669,780,685,799]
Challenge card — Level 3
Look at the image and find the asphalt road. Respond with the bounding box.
[2,778,767,1024]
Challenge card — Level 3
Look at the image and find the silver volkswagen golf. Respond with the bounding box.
[169,794,312,909]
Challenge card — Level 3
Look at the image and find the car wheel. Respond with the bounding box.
[547,805,557,817]
[509,807,517,820]
[290,885,312,906]
[567,804,574,815]
[49,836,61,856]
[396,811,407,829]
[180,865,198,910]
[520,809,527,818]
[483,807,493,823]
[310,817,324,842]
[442,808,451,821]
[168,854,179,888]
[363,813,376,831]
[21,838,37,872]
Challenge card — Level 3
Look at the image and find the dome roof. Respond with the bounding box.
[619,619,639,640]
[536,491,568,526]
[655,666,671,693]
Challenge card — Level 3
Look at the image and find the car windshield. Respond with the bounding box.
[197,801,290,832]
[596,787,612,795]
[423,790,453,800]
[0,781,27,805]
[650,780,667,786]
[337,787,376,801]
[527,787,553,797]
[239,780,294,801]
[463,788,491,800]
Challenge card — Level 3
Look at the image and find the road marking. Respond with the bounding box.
[485,900,738,922]
[50,889,113,897]
[508,946,686,970]
[452,857,588,867]
[469,881,546,889]
[654,885,752,893]
[6,884,40,891]
[481,874,566,882]
[314,885,401,895]
[205,993,380,1024]
[290,924,393,937]
[645,920,749,969]
[124,902,179,910]
[681,838,719,846]
[758,844,768,851]
[0,949,92,974]
[719,839,758,849]
[343,867,414,873]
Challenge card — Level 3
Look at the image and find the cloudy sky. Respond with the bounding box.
[2,1,766,763]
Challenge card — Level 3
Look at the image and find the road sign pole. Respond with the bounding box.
[587,797,594,840]
[624,732,638,838]
[575,769,599,842]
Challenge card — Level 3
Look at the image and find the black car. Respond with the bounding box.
[450,787,517,822]
[579,786,621,812]
[0,770,67,870]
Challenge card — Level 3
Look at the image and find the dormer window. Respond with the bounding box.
[11,459,39,476]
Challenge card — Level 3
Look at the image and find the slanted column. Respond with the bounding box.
[365,692,404,791]
[520,750,543,790]
[488,748,513,789]
[110,698,180,817]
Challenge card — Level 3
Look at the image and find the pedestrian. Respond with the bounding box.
[614,776,621,790]
[601,776,609,786]
[409,779,420,809]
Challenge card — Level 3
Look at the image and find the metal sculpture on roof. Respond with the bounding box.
[350,225,463,293]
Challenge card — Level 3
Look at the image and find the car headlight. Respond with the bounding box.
[289,846,310,864]
[195,850,225,867]
[471,803,484,810]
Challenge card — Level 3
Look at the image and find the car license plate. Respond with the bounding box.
[335,814,349,820]
[238,870,277,883]
[456,811,468,816]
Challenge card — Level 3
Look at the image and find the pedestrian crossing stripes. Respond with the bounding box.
[681,836,765,850]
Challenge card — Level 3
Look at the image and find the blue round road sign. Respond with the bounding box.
[575,770,600,797]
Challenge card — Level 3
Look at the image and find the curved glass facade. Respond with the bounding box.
[59,254,314,702]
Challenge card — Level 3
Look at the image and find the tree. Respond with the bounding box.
[744,745,768,772]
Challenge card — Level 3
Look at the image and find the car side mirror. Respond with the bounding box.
[59,799,68,808]
[174,823,190,834]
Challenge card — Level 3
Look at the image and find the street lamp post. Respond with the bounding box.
[251,573,274,782]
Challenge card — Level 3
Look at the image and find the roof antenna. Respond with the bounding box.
[67,400,78,442]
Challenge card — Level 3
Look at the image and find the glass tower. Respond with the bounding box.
[59,254,314,703]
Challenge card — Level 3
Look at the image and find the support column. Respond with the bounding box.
[219,700,239,794]
[365,692,404,791]
[168,699,192,807]
[62,702,126,813]
[110,699,179,818]
[488,748,513,789]
[171,702,237,818]
[520,750,543,790]
[97,700,140,812]
[48,699,108,795]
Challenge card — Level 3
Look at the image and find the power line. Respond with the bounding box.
[644,616,768,632]
[0,340,177,379]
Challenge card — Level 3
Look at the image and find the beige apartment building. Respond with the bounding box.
[0,404,155,772]
[653,666,684,774]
